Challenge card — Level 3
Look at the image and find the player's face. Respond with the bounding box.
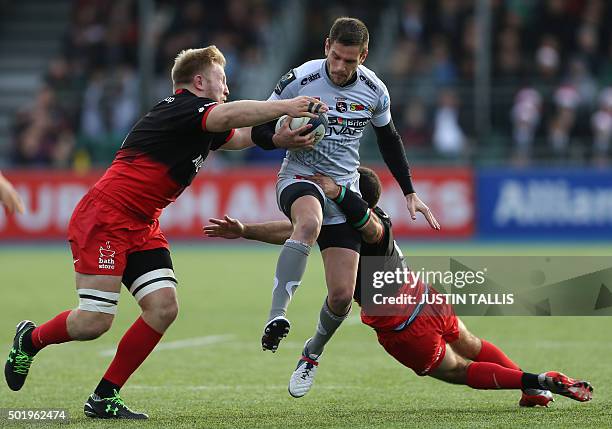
[325,39,368,86]
[200,63,230,103]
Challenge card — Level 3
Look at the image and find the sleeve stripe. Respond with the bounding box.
[225,128,236,142]
[353,208,371,229]
[334,186,346,203]
[201,103,218,131]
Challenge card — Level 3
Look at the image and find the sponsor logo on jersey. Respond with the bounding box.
[336,101,348,113]
[99,241,116,270]
[325,116,369,136]
[359,75,377,92]
[382,95,390,110]
[164,97,175,103]
[274,69,296,95]
[300,72,321,86]
[350,103,366,112]
[329,116,369,128]
[192,154,204,173]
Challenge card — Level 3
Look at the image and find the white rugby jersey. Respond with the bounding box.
[268,59,391,178]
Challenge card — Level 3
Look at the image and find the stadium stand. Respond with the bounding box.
[0,0,610,168]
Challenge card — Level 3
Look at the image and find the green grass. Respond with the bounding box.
[0,243,611,428]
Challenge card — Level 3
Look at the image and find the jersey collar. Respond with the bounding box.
[173,88,198,97]
[322,60,359,90]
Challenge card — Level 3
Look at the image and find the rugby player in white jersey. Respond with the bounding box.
[251,17,440,397]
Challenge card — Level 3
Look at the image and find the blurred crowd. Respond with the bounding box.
[11,0,275,168]
[386,0,612,165]
[9,0,612,169]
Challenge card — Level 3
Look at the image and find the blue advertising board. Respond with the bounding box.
[478,168,612,239]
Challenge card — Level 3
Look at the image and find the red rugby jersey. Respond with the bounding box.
[356,207,425,331]
[93,89,234,220]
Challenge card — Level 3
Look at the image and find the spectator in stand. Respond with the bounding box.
[399,0,424,41]
[12,87,75,168]
[80,65,139,164]
[591,88,612,165]
[428,35,457,85]
[399,99,432,151]
[548,86,580,158]
[494,27,523,87]
[511,88,542,165]
[565,57,597,109]
[432,88,466,158]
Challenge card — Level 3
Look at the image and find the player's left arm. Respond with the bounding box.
[371,85,440,230]
[203,215,293,245]
[216,124,316,151]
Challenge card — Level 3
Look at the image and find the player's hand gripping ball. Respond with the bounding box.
[275,113,329,145]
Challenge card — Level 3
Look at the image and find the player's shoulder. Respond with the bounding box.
[357,65,388,96]
[274,60,324,96]
[293,59,325,78]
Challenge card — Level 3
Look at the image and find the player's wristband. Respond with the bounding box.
[334,187,371,229]
[334,185,346,203]
[251,120,277,150]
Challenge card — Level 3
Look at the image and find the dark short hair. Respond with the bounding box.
[358,166,381,208]
[329,17,369,51]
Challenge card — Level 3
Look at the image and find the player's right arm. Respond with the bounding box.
[0,171,25,214]
[352,210,384,244]
[205,96,327,133]
[203,215,293,245]
[308,174,384,244]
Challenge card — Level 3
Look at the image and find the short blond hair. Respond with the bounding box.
[171,46,226,86]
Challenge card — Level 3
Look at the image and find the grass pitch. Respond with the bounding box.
[0,242,610,428]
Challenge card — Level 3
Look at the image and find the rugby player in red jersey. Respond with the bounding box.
[204,167,593,405]
[4,45,327,419]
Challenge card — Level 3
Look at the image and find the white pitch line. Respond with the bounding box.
[98,334,235,357]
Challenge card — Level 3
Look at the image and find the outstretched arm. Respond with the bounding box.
[0,172,25,214]
[205,97,327,132]
[203,215,293,245]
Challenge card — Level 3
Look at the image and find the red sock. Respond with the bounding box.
[466,362,523,390]
[476,339,520,370]
[31,310,72,350]
[103,316,163,387]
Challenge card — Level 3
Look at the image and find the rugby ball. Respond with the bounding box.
[275,113,328,145]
